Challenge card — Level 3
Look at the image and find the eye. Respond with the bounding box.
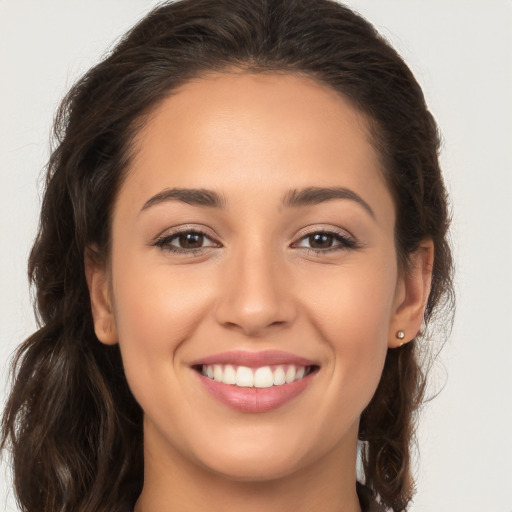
[293,230,357,252]
[172,232,208,249]
[154,230,219,253]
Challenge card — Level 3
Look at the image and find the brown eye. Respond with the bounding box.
[308,233,334,249]
[154,230,218,253]
[293,230,357,253]
[177,232,204,249]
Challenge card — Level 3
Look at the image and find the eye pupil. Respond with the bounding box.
[309,233,333,249]
[179,232,204,248]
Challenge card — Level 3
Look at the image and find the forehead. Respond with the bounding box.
[122,72,393,222]
[132,71,377,166]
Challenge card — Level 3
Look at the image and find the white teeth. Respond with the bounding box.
[254,366,274,388]
[285,365,296,383]
[273,366,286,385]
[236,366,254,387]
[201,364,312,388]
[222,364,236,385]
[213,364,223,382]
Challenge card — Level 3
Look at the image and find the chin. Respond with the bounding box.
[188,424,340,484]
[202,452,307,483]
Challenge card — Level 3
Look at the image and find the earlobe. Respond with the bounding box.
[388,240,434,348]
[84,247,118,345]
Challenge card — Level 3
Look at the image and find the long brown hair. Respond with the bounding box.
[2,1,454,511]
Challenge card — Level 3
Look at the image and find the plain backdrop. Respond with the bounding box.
[1,1,511,511]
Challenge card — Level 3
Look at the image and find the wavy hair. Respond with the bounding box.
[2,1,454,511]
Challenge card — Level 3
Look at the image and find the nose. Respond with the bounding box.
[214,245,297,337]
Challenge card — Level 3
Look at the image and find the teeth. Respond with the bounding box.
[222,364,236,385]
[213,364,223,382]
[285,365,296,383]
[273,366,286,386]
[201,364,312,388]
[236,366,254,387]
[254,367,273,388]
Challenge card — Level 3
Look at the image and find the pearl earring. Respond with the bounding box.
[396,330,405,340]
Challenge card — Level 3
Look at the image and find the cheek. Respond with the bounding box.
[301,258,397,408]
[304,258,397,345]
[110,256,214,390]
[114,274,205,346]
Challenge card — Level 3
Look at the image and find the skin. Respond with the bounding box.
[86,72,433,512]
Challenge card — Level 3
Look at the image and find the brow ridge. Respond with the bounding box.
[282,186,375,218]
[141,187,226,211]
[141,185,375,219]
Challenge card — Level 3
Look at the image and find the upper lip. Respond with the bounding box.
[190,350,318,368]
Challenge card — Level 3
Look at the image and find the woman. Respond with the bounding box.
[1,0,453,511]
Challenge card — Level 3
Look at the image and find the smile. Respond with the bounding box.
[199,364,315,388]
[191,351,320,413]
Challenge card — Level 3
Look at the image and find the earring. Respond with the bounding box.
[396,330,405,340]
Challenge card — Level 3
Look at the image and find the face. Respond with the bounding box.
[89,72,417,483]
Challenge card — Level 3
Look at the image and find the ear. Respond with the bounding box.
[84,247,118,345]
[388,239,434,348]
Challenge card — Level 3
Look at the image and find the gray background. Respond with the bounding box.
[1,1,511,511]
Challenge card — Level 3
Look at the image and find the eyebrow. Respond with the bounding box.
[141,185,375,219]
[282,187,375,219]
[141,188,226,211]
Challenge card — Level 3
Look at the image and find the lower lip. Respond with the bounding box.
[195,371,314,413]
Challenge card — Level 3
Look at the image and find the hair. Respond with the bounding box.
[1,1,454,511]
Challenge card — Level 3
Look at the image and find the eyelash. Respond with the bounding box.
[153,229,219,255]
[153,228,359,255]
[292,230,359,253]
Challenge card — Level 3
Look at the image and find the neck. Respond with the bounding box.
[134,422,362,512]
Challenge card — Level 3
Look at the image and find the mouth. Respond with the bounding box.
[190,351,320,413]
[193,363,319,388]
